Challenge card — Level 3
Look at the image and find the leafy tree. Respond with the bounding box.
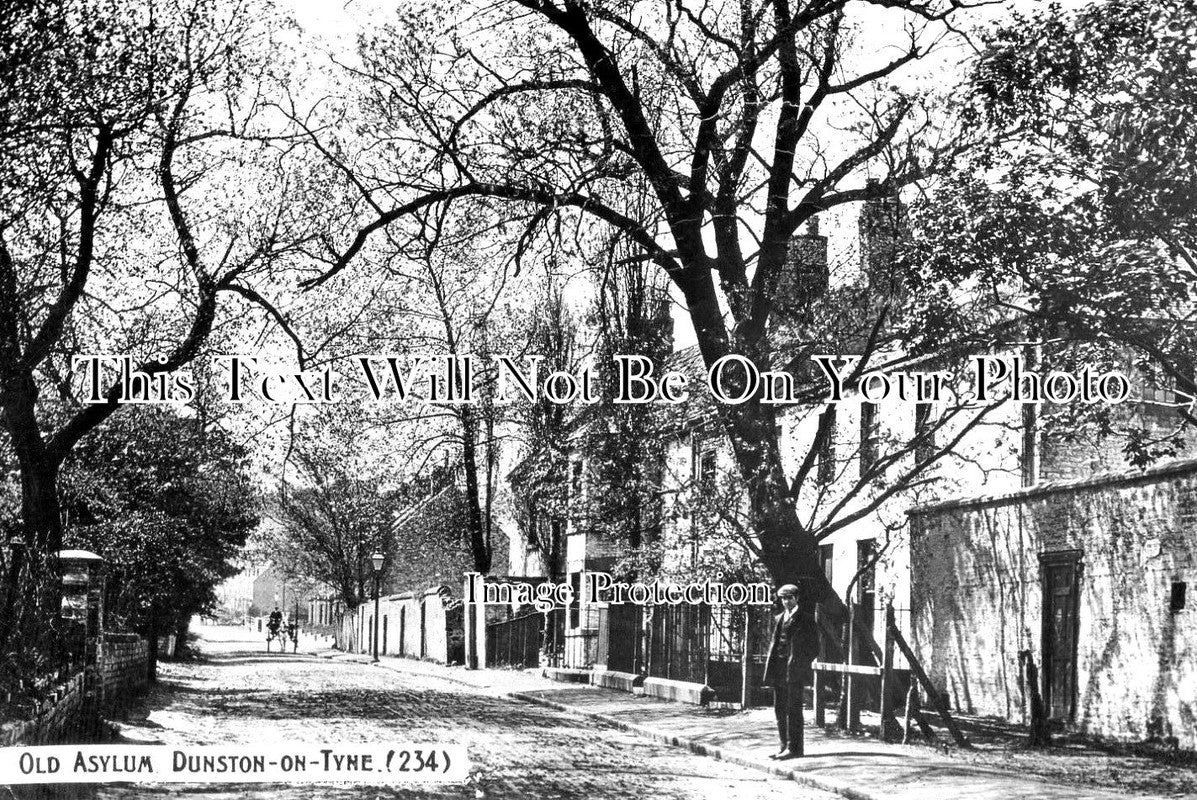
[267,414,396,610]
[576,234,673,572]
[507,285,583,578]
[0,0,314,629]
[902,0,1197,464]
[58,407,259,656]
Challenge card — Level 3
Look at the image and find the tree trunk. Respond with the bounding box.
[2,374,64,554]
[458,406,492,574]
[146,611,159,682]
[681,277,844,620]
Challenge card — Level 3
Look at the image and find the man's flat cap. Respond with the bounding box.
[777,583,799,597]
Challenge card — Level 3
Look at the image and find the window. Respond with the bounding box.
[1142,357,1194,407]
[819,543,834,585]
[569,572,582,628]
[570,460,583,497]
[914,402,935,464]
[1142,376,1175,405]
[816,407,837,484]
[1171,581,1187,613]
[859,402,879,479]
[549,519,565,575]
[856,538,877,629]
[526,501,539,551]
[698,449,717,491]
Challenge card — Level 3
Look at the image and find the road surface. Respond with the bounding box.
[74,626,829,799]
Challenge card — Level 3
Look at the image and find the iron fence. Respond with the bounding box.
[543,605,600,669]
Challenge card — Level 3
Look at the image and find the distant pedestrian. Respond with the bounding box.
[761,582,819,759]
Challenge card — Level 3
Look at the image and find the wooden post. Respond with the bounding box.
[837,616,849,729]
[902,682,915,744]
[879,604,895,741]
[846,603,859,730]
[813,607,825,726]
[890,623,969,748]
[740,607,753,710]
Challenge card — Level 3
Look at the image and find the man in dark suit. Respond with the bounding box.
[761,582,819,759]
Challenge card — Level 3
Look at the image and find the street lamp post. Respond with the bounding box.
[371,552,384,663]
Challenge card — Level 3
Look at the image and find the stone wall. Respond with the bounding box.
[909,459,1197,747]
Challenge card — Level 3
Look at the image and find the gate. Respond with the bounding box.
[485,611,543,668]
[598,603,641,673]
[647,603,709,685]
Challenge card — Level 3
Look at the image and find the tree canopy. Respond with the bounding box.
[58,407,259,644]
[901,0,1197,464]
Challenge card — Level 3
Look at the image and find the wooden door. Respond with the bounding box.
[1040,551,1081,722]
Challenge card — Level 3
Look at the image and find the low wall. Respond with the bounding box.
[910,459,1197,748]
[0,673,86,747]
[99,632,150,708]
[0,633,150,747]
[338,587,459,664]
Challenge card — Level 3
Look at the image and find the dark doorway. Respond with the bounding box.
[1040,550,1082,722]
[420,601,427,658]
[399,608,406,655]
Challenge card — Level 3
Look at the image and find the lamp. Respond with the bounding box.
[371,552,384,662]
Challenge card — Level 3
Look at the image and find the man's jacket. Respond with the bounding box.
[761,608,820,687]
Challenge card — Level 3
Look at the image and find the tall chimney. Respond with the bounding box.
[775,215,828,320]
[859,180,907,295]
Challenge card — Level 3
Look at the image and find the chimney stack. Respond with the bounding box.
[774,215,828,322]
[859,181,907,295]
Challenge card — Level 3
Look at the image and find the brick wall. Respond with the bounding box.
[0,674,85,747]
[389,487,509,591]
[910,459,1197,747]
[0,633,149,747]
[99,632,149,709]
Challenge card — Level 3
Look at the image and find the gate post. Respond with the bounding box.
[813,606,825,726]
[740,607,753,709]
[880,603,895,740]
[57,550,105,736]
[464,575,486,670]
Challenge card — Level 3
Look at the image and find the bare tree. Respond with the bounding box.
[299,0,983,602]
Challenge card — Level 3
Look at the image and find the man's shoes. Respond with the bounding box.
[768,747,789,760]
[775,750,803,760]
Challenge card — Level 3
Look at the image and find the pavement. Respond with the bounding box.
[315,648,1195,800]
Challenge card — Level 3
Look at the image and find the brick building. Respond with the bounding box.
[388,468,509,592]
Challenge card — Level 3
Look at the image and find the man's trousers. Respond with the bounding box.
[773,679,805,755]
